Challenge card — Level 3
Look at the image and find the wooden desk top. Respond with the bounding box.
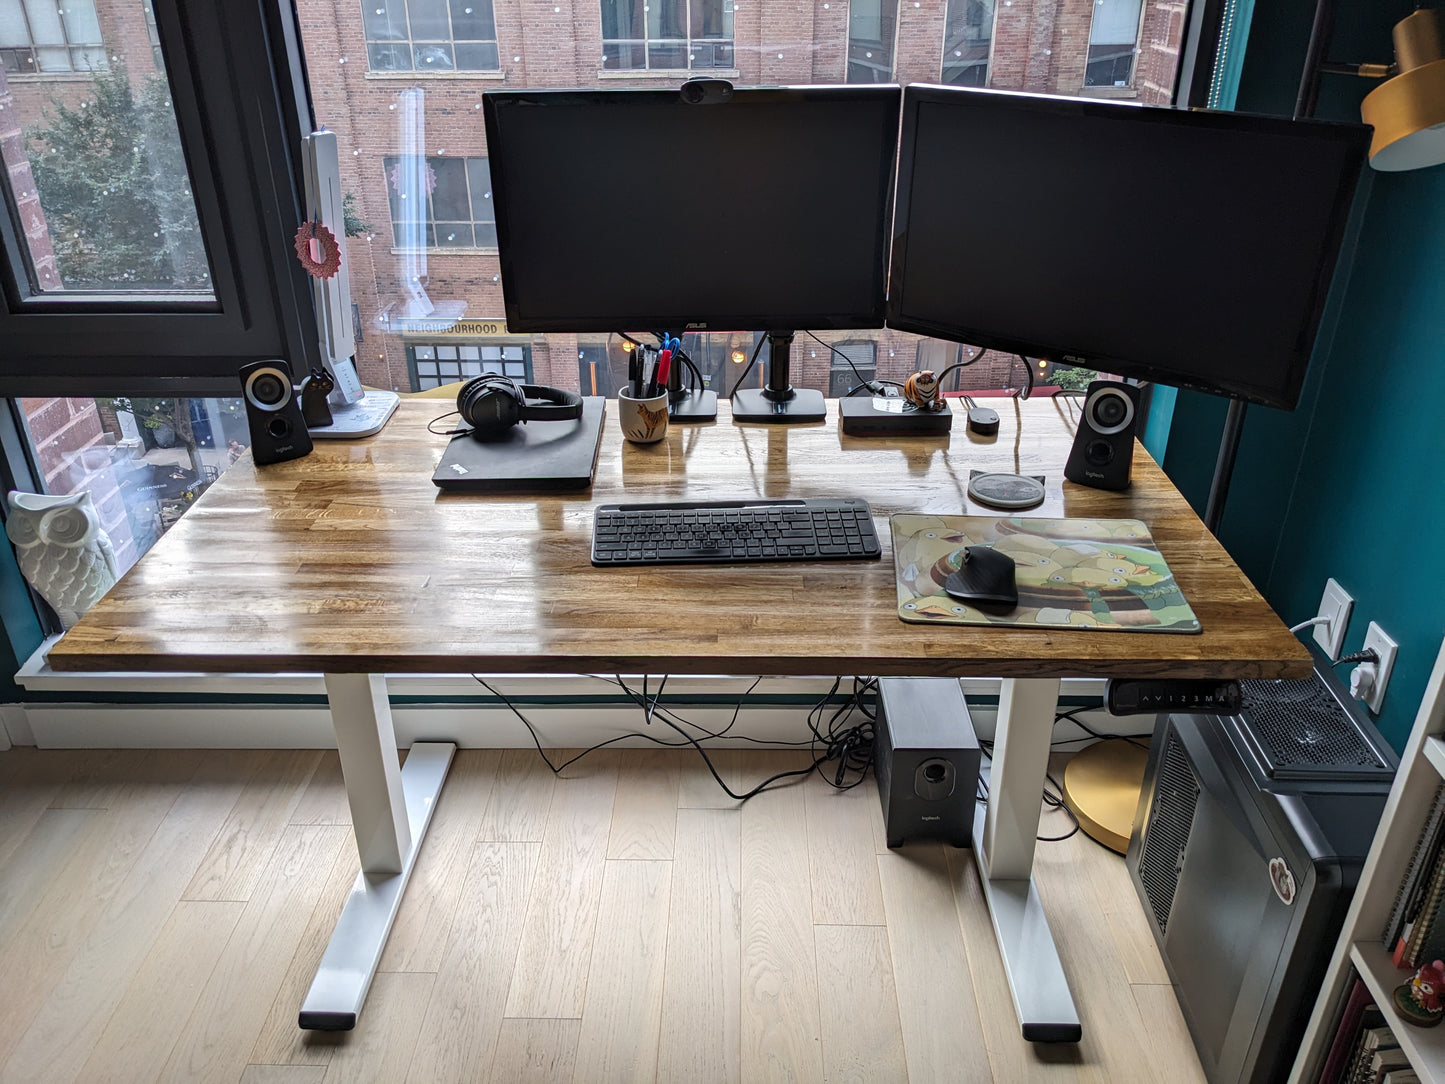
[48,397,1311,680]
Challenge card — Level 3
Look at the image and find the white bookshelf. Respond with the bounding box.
[1290,638,1445,1084]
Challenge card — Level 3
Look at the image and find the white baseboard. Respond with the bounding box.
[11,699,1149,751]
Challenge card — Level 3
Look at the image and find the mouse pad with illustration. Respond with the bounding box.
[891,514,1201,633]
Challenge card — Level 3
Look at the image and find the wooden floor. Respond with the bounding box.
[0,746,1207,1083]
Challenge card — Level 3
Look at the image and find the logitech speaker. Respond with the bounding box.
[456,374,584,441]
[1064,379,1140,491]
[874,677,982,848]
[239,359,313,466]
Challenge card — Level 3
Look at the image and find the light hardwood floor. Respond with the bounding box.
[0,746,1207,1083]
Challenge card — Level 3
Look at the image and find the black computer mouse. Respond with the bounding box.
[943,544,1018,612]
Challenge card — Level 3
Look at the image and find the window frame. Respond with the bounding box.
[0,0,322,398]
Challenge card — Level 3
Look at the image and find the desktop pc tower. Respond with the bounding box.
[1125,647,1396,1084]
[874,677,981,848]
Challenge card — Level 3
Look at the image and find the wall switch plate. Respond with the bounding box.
[1315,578,1354,660]
[1361,621,1398,714]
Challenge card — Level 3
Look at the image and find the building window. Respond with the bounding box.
[0,0,106,75]
[942,0,993,87]
[1085,0,1142,88]
[600,0,734,71]
[363,0,499,73]
[384,155,495,249]
[408,343,529,391]
[829,341,876,397]
[847,0,897,83]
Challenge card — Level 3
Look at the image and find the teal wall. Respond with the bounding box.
[1161,0,1444,749]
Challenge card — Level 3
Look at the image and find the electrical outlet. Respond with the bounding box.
[1314,578,1354,660]
[1360,621,1399,714]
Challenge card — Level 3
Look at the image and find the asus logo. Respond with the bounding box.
[1064,354,1089,365]
[685,321,708,329]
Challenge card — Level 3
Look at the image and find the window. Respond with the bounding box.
[383,156,495,249]
[829,341,876,398]
[0,0,105,75]
[942,0,993,86]
[1086,0,1143,88]
[847,0,897,83]
[600,0,735,71]
[18,396,250,577]
[409,342,528,390]
[364,0,499,72]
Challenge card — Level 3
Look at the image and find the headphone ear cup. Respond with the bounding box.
[458,375,523,440]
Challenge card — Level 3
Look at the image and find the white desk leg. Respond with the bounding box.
[299,673,455,1031]
[972,676,1082,1043]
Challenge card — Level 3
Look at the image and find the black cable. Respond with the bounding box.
[1334,649,1380,667]
[803,330,905,396]
[727,335,768,399]
[1014,354,1035,400]
[426,409,469,437]
[933,346,985,391]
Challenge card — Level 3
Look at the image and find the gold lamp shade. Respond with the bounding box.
[1362,9,1445,171]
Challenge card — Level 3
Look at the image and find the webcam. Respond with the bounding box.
[680,78,734,105]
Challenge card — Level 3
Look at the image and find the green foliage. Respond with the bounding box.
[26,64,208,291]
[342,191,371,238]
[1050,366,1097,392]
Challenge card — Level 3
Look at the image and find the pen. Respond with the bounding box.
[656,348,672,393]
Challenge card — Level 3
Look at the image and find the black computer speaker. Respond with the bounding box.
[1064,380,1140,491]
[239,359,313,466]
[874,677,981,849]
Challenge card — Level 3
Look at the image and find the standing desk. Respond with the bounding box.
[47,396,1311,1041]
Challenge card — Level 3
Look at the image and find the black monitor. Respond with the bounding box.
[484,84,901,422]
[886,85,1371,411]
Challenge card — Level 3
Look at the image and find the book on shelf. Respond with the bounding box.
[1320,979,1375,1084]
[1403,848,1445,968]
[1346,1019,1399,1084]
[1384,782,1445,949]
[1382,1070,1420,1084]
[1369,1045,1410,1083]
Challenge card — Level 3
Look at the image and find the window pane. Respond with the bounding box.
[648,41,686,69]
[367,42,410,68]
[364,1,410,40]
[17,396,251,579]
[602,40,645,68]
[413,41,454,69]
[0,5,27,47]
[435,222,474,246]
[430,157,469,221]
[449,0,495,40]
[24,0,65,45]
[648,0,684,39]
[61,0,103,47]
[454,41,498,69]
[407,0,450,39]
[2,10,212,296]
[601,0,644,40]
[691,0,731,39]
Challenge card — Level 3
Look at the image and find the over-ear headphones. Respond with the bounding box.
[457,374,583,441]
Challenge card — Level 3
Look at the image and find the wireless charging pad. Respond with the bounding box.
[967,472,1046,510]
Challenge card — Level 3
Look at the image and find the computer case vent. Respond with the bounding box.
[1134,732,1200,935]
[1236,675,1391,779]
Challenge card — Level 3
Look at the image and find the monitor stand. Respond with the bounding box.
[665,351,718,422]
[730,331,826,424]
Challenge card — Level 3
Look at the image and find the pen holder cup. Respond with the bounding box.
[617,386,669,444]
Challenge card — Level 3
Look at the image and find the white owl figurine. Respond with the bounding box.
[6,490,119,628]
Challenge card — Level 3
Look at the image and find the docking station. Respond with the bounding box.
[839,395,953,436]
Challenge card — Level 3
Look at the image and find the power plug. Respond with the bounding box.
[1357,622,1398,714]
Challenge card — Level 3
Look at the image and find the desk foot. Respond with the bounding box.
[971,812,1082,1043]
[299,741,455,1031]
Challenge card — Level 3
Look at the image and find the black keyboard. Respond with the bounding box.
[591,498,882,566]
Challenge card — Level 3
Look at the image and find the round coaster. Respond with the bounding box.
[967,472,1045,510]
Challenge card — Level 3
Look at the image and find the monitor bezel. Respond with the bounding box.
[885,84,1371,411]
[483,84,902,335]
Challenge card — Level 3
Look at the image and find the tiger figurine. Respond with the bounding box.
[903,369,943,411]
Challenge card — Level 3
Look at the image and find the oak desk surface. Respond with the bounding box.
[48,397,1311,680]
